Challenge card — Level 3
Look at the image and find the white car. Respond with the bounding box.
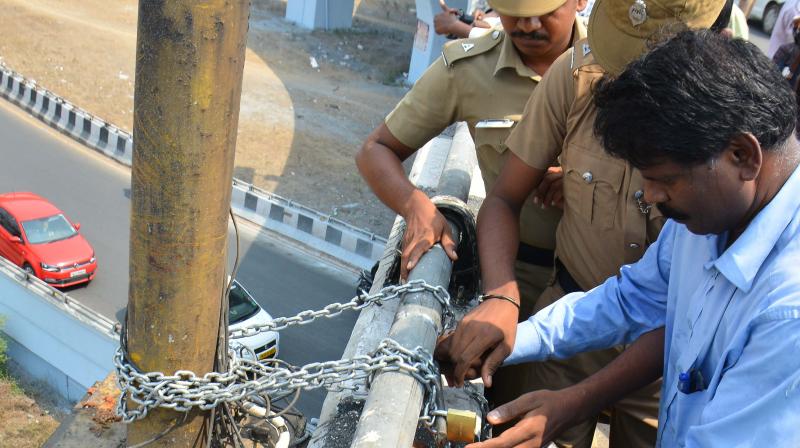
[228,279,280,361]
[749,0,785,34]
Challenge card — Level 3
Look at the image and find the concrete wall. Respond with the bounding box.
[0,258,118,404]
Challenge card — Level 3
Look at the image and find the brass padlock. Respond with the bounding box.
[446,408,478,443]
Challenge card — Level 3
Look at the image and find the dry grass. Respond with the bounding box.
[0,378,60,448]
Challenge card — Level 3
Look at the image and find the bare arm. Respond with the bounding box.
[356,123,458,279]
[478,153,546,295]
[436,153,545,386]
[468,327,665,448]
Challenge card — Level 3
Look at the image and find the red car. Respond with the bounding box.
[0,192,97,287]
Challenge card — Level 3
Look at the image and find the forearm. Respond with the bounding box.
[355,139,426,218]
[477,194,522,297]
[568,327,665,422]
[447,20,474,39]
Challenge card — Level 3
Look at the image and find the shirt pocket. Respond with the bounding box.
[672,388,710,446]
[474,122,513,155]
[562,145,626,229]
[474,121,516,183]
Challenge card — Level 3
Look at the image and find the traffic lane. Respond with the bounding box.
[1,99,360,417]
[0,100,131,318]
[228,225,359,417]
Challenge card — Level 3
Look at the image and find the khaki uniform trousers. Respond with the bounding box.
[486,260,555,417]
[525,281,661,448]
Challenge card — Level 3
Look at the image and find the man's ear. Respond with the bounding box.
[576,0,589,13]
[725,133,762,181]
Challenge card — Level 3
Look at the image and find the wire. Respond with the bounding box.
[270,388,302,419]
[125,412,190,448]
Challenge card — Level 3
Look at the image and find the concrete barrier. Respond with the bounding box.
[0,66,134,166]
[0,258,118,403]
[231,178,385,268]
[0,61,385,271]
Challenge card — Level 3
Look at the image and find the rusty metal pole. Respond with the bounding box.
[126,1,250,446]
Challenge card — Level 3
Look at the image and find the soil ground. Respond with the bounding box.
[0,0,412,236]
[0,368,66,448]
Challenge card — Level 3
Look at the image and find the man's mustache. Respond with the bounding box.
[510,31,549,41]
[657,203,690,221]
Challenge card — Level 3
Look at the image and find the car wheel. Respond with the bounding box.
[763,3,780,35]
[22,263,35,276]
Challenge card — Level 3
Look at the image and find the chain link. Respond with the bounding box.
[228,279,454,339]
[115,338,442,424]
[115,281,454,427]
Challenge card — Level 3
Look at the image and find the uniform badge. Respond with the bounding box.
[461,42,475,52]
[629,0,647,27]
[582,42,591,56]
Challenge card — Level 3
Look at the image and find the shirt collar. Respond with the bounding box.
[712,163,800,292]
[493,16,586,79]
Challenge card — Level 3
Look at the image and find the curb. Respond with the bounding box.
[0,62,386,271]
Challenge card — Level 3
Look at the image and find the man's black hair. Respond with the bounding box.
[594,30,797,168]
[710,0,734,33]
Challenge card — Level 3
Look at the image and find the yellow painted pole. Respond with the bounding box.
[126,1,250,446]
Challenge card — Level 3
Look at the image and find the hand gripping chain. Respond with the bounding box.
[114,280,454,428]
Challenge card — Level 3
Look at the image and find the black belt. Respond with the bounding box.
[555,258,583,294]
[516,242,555,268]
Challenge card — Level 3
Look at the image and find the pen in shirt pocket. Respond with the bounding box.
[678,368,705,394]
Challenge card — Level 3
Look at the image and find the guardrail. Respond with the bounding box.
[0,61,386,271]
[0,257,118,402]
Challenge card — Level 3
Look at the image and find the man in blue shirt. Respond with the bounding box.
[463,30,800,447]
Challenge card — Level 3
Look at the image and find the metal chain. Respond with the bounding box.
[115,338,441,424]
[115,280,453,427]
[228,279,454,339]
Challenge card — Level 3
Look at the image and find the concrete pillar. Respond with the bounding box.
[285,0,355,29]
[407,0,473,84]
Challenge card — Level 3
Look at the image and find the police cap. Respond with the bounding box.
[588,0,726,74]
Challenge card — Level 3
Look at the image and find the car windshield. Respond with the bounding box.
[228,282,261,325]
[22,214,77,244]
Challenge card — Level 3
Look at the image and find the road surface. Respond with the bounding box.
[0,100,362,417]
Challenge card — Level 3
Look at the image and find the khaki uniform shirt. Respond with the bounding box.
[506,39,664,290]
[385,21,586,251]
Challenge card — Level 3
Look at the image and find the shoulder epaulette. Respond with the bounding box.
[570,38,596,70]
[441,30,504,68]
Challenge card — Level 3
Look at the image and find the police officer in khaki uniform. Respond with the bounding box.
[357,0,586,416]
[437,0,730,446]
[357,1,587,313]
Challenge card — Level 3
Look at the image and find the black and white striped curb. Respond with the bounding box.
[0,61,386,271]
[231,179,385,267]
[0,63,133,166]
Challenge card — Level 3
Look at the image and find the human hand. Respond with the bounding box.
[434,8,461,36]
[439,0,459,14]
[401,193,458,280]
[435,332,482,383]
[472,19,492,29]
[466,389,583,448]
[433,294,519,387]
[532,167,564,209]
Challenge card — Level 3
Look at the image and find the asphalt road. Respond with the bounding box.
[0,100,360,418]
